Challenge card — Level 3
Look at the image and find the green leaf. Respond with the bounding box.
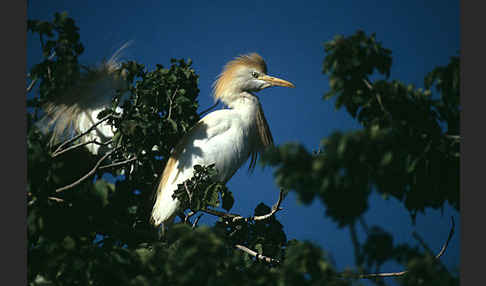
[380,151,393,166]
[62,236,76,250]
[207,186,220,208]
[221,190,234,212]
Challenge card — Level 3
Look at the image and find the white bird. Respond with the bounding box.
[38,44,130,155]
[37,48,294,227]
[150,53,295,226]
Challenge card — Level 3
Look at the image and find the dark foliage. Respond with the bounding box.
[263,30,459,225]
[27,14,458,286]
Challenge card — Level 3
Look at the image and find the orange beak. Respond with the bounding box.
[260,75,295,88]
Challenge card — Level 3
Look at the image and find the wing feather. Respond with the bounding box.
[248,102,274,171]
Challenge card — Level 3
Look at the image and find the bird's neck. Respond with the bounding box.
[226,91,259,106]
[223,91,274,170]
[225,92,260,122]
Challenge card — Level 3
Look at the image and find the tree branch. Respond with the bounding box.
[183,181,192,205]
[48,196,64,203]
[235,244,280,264]
[349,223,363,268]
[183,211,196,223]
[55,147,120,193]
[52,114,115,156]
[167,87,178,120]
[99,156,137,170]
[359,216,370,235]
[357,216,455,279]
[27,78,38,93]
[446,135,461,142]
[201,189,284,223]
[238,189,285,222]
[434,216,455,260]
[52,139,113,158]
[412,231,434,257]
[192,214,203,229]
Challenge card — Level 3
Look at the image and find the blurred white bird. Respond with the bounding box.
[150,53,294,226]
[38,43,130,155]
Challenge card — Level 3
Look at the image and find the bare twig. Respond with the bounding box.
[167,87,179,120]
[239,189,285,222]
[359,270,408,279]
[52,139,113,158]
[46,52,57,81]
[27,53,56,93]
[201,189,285,223]
[363,78,373,90]
[39,34,45,51]
[184,211,196,223]
[198,100,220,117]
[184,182,192,205]
[48,196,64,202]
[434,216,455,260]
[200,208,241,221]
[235,244,280,264]
[192,214,203,229]
[47,66,52,82]
[412,231,434,256]
[55,147,120,193]
[349,223,363,268]
[99,156,137,170]
[359,216,369,235]
[27,78,38,93]
[446,135,461,141]
[358,216,455,279]
[52,114,114,156]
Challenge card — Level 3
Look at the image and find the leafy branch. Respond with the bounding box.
[235,244,280,264]
[357,216,455,279]
[200,189,285,223]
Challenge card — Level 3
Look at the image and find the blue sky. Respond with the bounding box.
[28,0,460,278]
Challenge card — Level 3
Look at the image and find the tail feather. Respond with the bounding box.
[150,156,185,226]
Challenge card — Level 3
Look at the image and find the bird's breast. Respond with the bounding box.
[184,110,255,183]
[196,122,252,181]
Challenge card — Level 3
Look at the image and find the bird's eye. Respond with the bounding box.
[251,71,259,78]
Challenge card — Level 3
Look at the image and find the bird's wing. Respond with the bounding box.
[156,110,233,193]
[150,110,233,224]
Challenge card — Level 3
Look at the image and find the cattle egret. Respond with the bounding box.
[38,44,130,155]
[38,48,295,227]
[150,53,295,226]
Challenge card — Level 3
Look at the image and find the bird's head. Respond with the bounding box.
[212,53,295,104]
